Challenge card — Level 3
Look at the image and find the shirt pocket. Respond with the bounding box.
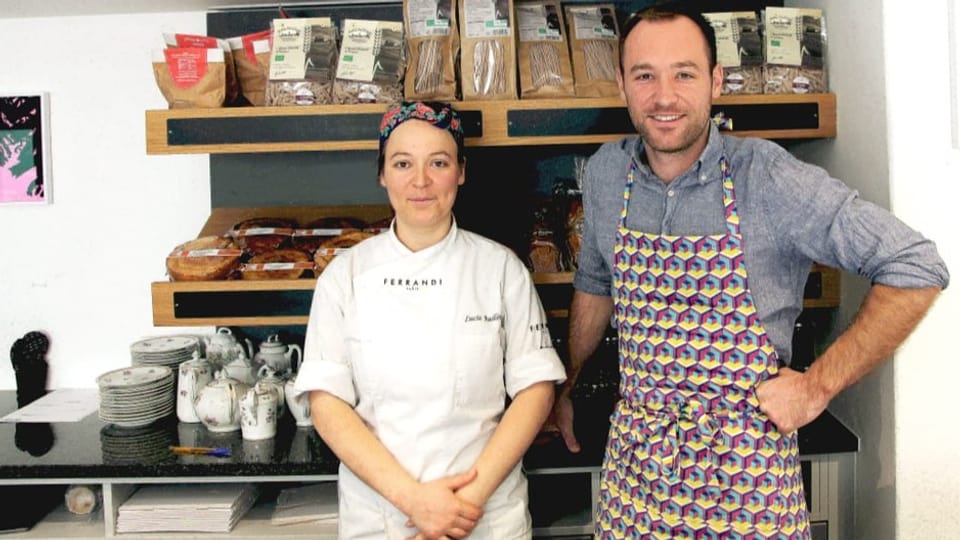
[453,329,506,409]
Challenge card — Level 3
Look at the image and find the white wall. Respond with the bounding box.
[884,2,960,538]
[0,11,214,389]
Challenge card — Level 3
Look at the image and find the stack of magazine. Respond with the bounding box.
[271,482,338,526]
[116,483,258,533]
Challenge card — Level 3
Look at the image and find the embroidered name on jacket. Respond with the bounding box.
[464,313,504,323]
[383,277,443,291]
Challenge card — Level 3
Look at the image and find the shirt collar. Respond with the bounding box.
[630,122,725,187]
[387,217,459,255]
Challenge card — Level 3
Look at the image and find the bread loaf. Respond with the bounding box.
[313,230,377,275]
[291,216,368,254]
[529,235,563,273]
[240,248,314,280]
[166,236,242,281]
[232,217,297,256]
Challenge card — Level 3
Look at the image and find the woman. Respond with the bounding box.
[294,101,565,539]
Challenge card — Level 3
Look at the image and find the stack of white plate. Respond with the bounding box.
[97,366,175,428]
[100,424,174,465]
[129,335,202,369]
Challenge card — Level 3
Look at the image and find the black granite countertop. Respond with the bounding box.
[0,390,858,483]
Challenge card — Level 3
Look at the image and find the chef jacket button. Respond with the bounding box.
[667,190,675,197]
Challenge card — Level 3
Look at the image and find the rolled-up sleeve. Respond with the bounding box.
[502,253,566,399]
[293,258,358,406]
[764,150,950,290]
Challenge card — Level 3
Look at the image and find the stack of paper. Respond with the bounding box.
[271,482,338,526]
[116,483,258,533]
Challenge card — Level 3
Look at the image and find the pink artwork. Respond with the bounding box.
[1,93,50,204]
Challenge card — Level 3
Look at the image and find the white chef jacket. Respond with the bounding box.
[294,220,566,539]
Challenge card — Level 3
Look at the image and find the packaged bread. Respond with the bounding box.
[241,249,315,280]
[227,29,272,106]
[404,0,459,100]
[152,47,227,109]
[162,33,241,105]
[334,19,406,104]
[565,197,584,269]
[564,4,620,98]
[528,207,562,272]
[231,217,297,256]
[166,236,242,281]
[762,7,828,94]
[703,12,763,95]
[459,0,518,100]
[266,17,339,105]
[529,232,563,273]
[313,230,378,275]
[292,216,368,254]
[515,0,575,99]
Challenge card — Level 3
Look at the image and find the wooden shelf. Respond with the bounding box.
[153,202,839,326]
[146,93,836,155]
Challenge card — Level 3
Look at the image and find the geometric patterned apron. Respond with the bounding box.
[596,157,810,539]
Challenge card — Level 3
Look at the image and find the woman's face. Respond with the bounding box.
[379,119,464,236]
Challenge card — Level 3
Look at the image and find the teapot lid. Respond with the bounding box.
[260,334,284,348]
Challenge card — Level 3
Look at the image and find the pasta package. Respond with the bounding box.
[515,0,574,99]
[152,47,227,109]
[404,0,459,100]
[564,4,620,98]
[703,12,763,95]
[334,19,406,104]
[459,0,518,101]
[762,7,828,94]
[162,33,241,105]
[266,17,339,106]
[227,29,272,106]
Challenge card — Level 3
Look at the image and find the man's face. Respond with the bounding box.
[617,16,722,165]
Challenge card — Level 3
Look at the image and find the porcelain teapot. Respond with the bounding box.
[239,382,279,441]
[285,377,312,428]
[194,370,250,433]
[203,327,254,369]
[253,334,302,375]
[221,352,259,386]
[255,364,287,419]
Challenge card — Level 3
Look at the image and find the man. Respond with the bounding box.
[550,3,949,538]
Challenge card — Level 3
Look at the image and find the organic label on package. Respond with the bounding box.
[463,0,512,39]
[407,0,452,38]
[517,4,562,42]
[269,17,334,80]
[764,7,824,68]
[567,6,617,40]
[336,19,405,83]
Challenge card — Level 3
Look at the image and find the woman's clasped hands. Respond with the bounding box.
[402,469,485,540]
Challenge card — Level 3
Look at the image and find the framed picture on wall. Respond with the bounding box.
[0,93,51,204]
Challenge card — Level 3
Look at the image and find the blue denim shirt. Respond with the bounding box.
[574,124,950,365]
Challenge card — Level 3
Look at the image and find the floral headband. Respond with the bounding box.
[378,101,465,162]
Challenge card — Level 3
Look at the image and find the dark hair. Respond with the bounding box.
[619,2,717,71]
